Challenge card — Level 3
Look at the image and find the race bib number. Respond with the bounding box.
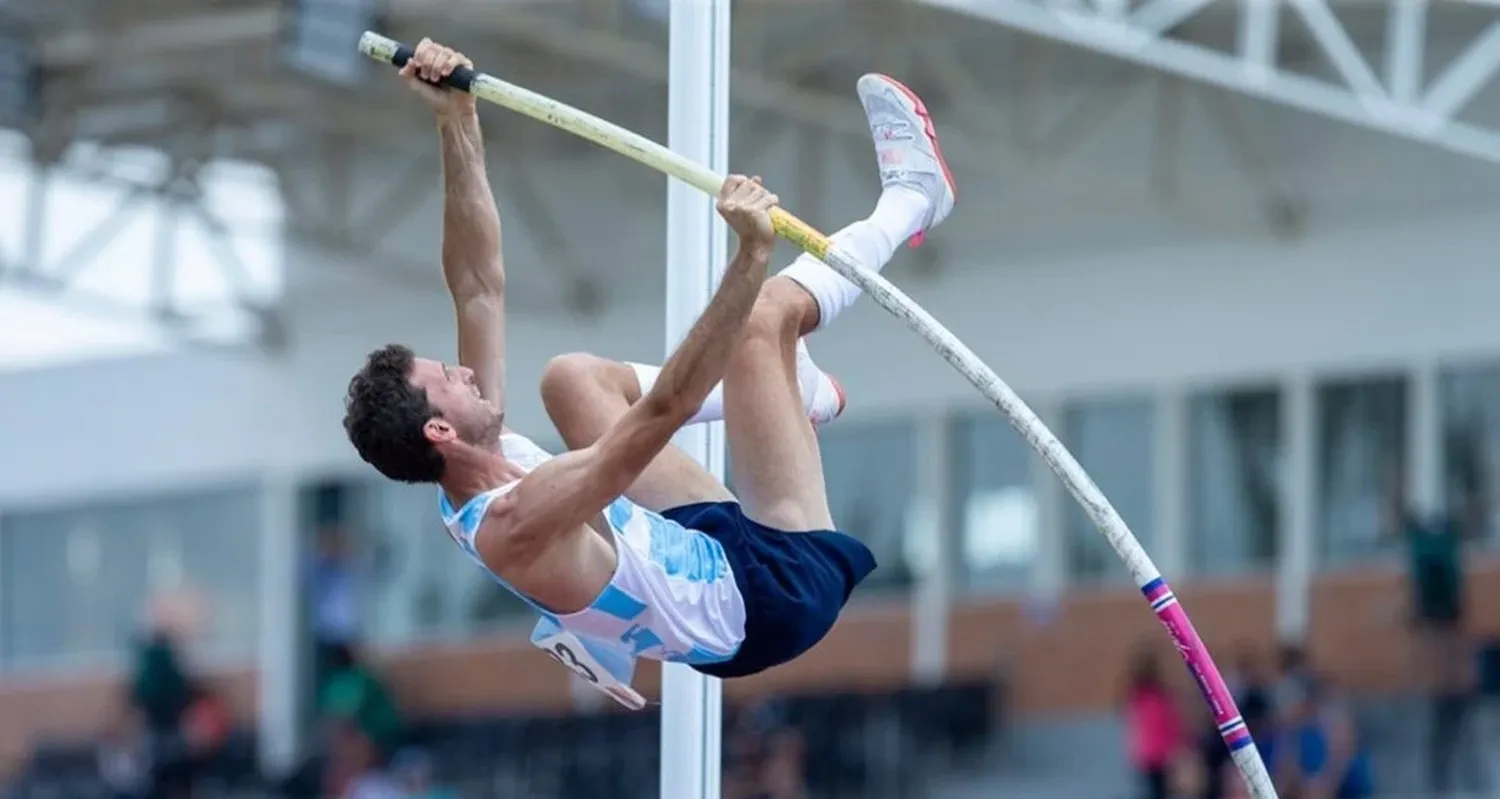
[532,629,647,711]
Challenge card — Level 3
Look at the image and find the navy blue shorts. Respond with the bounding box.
[658,501,877,678]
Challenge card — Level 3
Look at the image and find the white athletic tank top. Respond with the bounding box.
[438,433,747,703]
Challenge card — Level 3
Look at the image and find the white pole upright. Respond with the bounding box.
[661,1,730,798]
[256,471,300,778]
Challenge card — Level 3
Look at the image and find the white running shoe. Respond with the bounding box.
[797,340,846,426]
[856,73,957,247]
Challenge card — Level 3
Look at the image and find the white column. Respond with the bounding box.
[1030,397,1068,602]
[1408,360,1442,518]
[0,508,5,671]
[257,472,300,777]
[660,2,730,797]
[1276,374,1316,642]
[910,412,953,684]
[1154,387,1189,580]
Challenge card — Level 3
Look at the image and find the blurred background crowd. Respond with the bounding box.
[5,0,1500,797]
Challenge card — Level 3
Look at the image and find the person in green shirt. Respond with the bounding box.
[318,643,405,758]
[1385,474,1485,795]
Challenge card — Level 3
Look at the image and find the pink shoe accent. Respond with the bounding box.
[871,73,956,248]
[810,374,847,430]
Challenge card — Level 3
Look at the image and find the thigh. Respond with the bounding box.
[541,353,733,512]
[722,281,834,532]
[626,443,735,512]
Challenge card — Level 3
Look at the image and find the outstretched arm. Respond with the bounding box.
[486,176,779,547]
[440,113,507,406]
[403,39,508,409]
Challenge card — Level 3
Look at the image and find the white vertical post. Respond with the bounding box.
[257,472,300,777]
[1030,398,1068,601]
[0,508,6,671]
[1408,361,1441,518]
[661,1,730,798]
[910,412,953,684]
[1276,374,1316,642]
[1154,386,1188,579]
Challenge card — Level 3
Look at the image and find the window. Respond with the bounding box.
[949,412,1038,590]
[330,476,535,649]
[819,418,920,590]
[1063,396,1156,583]
[1316,375,1407,565]
[0,139,284,372]
[172,490,263,658]
[1188,388,1282,575]
[1440,364,1500,543]
[1,486,260,671]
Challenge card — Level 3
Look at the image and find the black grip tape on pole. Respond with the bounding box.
[387,42,478,93]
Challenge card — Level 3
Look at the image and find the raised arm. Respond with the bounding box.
[402,39,508,408]
[486,176,780,546]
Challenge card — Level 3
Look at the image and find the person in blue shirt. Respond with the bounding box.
[1271,675,1373,799]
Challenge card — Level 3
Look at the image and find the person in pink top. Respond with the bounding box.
[1124,647,1185,799]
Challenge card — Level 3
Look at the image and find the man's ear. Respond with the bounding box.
[423,418,456,444]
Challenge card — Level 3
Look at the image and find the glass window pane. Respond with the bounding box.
[2,486,260,671]
[1063,396,1156,584]
[949,413,1037,591]
[1316,375,1407,565]
[4,510,143,668]
[1440,364,1500,543]
[819,418,919,591]
[348,480,531,648]
[1188,388,1282,575]
[176,489,262,659]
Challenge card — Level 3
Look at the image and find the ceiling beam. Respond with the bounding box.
[41,6,279,67]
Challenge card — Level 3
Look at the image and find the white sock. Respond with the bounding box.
[628,362,723,425]
[620,189,930,425]
[627,344,838,426]
[776,186,929,331]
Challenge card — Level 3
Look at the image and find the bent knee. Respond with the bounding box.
[743,280,816,346]
[540,352,627,408]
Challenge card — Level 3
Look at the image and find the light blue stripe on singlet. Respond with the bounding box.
[531,612,635,683]
[456,494,487,539]
[444,487,741,667]
[620,625,664,655]
[440,489,555,619]
[592,584,648,621]
[605,498,730,584]
[686,645,735,664]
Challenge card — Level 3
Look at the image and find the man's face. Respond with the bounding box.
[408,357,502,446]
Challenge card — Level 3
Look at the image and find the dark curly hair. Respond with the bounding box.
[343,344,446,483]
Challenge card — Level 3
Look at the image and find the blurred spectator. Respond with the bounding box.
[1200,643,1274,799]
[320,643,404,760]
[1384,473,1483,794]
[180,681,233,782]
[309,525,365,695]
[130,630,192,742]
[726,700,806,799]
[129,628,197,798]
[390,749,455,799]
[325,721,401,799]
[1123,647,1183,799]
[1275,644,1312,689]
[95,707,147,799]
[1270,674,1373,799]
[757,729,808,799]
